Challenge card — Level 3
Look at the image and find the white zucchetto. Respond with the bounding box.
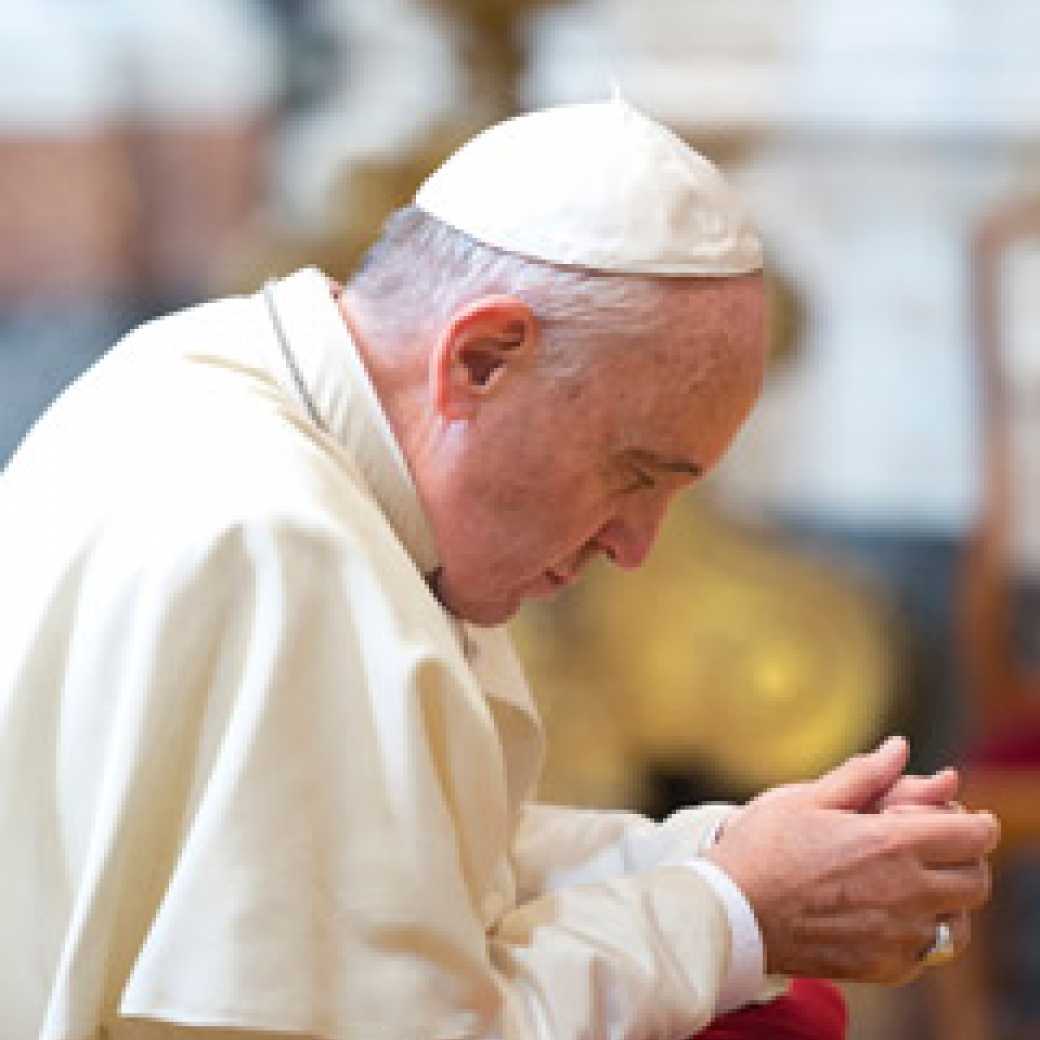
[414,97,763,276]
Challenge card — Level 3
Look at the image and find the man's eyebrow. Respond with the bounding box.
[624,448,703,478]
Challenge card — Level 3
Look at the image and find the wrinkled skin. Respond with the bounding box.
[706,738,997,983]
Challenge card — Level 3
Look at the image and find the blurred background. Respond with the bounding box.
[2,2,1039,1037]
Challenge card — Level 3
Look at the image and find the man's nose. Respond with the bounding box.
[594,504,667,571]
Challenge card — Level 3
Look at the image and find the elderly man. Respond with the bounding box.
[0,100,995,1040]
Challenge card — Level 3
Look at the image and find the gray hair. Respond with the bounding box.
[349,206,668,375]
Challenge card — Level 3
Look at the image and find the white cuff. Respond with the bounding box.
[684,858,766,1014]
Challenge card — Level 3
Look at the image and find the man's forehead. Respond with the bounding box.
[663,270,765,315]
[659,277,766,365]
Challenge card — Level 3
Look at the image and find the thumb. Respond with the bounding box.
[809,736,910,811]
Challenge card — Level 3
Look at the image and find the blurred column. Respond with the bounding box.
[119,0,281,306]
[0,2,281,465]
[0,6,138,463]
[0,9,138,301]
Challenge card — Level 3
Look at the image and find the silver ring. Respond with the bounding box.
[921,920,956,967]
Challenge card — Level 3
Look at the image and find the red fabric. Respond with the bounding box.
[690,978,847,1040]
[967,726,1040,767]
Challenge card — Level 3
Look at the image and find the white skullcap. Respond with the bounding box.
[414,97,762,276]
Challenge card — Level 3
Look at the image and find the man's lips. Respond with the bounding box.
[532,546,601,597]
[527,569,570,598]
[545,568,575,588]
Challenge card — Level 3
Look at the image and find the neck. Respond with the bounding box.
[336,287,448,530]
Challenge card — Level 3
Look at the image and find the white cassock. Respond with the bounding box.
[0,269,776,1040]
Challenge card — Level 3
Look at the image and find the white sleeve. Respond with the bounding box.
[512,802,769,1015]
[512,801,737,898]
[489,864,734,1038]
[684,859,766,1013]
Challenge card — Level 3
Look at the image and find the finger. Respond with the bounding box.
[873,768,960,812]
[884,800,962,816]
[888,810,1000,865]
[810,735,910,811]
[885,803,937,815]
[923,862,992,915]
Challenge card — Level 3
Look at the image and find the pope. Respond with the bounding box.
[0,99,996,1039]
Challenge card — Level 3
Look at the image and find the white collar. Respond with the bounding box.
[262,267,439,578]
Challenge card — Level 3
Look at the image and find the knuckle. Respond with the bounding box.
[974,864,993,908]
[973,812,1000,852]
[872,821,908,859]
[986,816,1002,853]
[949,863,992,912]
[968,821,991,854]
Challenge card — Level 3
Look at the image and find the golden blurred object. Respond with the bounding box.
[513,495,898,805]
[215,132,465,296]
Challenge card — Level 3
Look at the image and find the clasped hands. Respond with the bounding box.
[705,736,999,984]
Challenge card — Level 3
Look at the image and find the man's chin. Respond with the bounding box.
[428,570,522,627]
[443,594,521,627]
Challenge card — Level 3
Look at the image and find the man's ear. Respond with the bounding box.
[430,295,537,420]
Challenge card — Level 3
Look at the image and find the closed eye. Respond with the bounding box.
[621,468,656,494]
[614,449,703,494]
